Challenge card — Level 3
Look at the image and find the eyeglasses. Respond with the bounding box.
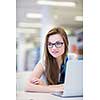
[48,41,64,48]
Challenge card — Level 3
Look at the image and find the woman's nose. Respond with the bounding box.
[52,45,57,49]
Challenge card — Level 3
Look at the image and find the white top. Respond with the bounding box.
[38,57,45,71]
[38,57,48,84]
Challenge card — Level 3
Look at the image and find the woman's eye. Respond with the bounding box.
[48,43,52,45]
[56,42,61,45]
[48,43,53,47]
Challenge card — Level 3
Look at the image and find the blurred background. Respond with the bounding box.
[16,0,83,72]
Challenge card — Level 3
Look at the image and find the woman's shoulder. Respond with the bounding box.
[38,57,45,71]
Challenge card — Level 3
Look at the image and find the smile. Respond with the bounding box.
[52,51,59,54]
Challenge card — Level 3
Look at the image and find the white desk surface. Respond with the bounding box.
[16,91,83,100]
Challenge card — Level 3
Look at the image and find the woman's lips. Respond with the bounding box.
[51,51,59,54]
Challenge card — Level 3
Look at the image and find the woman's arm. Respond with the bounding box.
[25,63,64,93]
[25,81,64,93]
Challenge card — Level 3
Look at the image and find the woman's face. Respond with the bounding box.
[48,34,65,58]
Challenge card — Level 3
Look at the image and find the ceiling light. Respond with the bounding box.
[75,16,83,21]
[16,28,38,33]
[26,13,42,19]
[18,22,42,28]
[37,0,76,7]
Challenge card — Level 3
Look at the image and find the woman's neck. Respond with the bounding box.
[56,56,63,69]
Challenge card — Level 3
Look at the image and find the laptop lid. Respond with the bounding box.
[63,60,83,97]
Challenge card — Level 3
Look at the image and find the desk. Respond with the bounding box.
[16,91,83,100]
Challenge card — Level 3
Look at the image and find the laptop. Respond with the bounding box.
[52,60,83,98]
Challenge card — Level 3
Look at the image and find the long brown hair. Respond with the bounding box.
[44,27,69,85]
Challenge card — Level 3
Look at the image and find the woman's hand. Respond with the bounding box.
[30,77,46,85]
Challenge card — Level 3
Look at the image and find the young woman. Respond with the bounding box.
[25,27,69,93]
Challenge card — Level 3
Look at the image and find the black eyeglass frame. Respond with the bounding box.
[48,41,64,48]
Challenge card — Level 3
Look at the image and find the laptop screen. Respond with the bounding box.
[63,60,83,97]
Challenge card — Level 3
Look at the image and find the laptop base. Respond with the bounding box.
[52,91,83,98]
